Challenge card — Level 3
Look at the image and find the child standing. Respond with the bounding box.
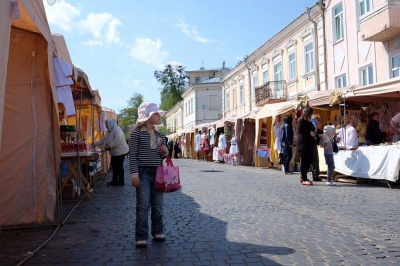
[321,125,336,186]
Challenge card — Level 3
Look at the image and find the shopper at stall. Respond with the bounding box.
[129,102,169,248]
[195,131,202,160]
[320,125,336,186]
[201,133,210,161]
[173,139,181,158]
[273,115,283,157]
[389,112,400,136]
[366,112,386,145]
[167,138,174,158]
[296,107,316,186]
[281,115,294,174]
[94,118,129,187]
[311,114,323,182]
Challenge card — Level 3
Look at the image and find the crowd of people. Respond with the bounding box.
[279,107,400,186]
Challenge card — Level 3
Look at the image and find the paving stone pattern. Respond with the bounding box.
[1,158,399,265]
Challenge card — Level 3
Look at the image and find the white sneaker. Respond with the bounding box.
[326,181,336,186]
[135,240,147,248]
[154,233,166,241]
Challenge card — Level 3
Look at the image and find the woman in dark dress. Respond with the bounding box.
[296,107,316,186]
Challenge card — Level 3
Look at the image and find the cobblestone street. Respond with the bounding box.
[1,158,399,265]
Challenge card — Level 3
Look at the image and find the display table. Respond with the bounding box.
[333,145,400,183]
[61,152,97,200]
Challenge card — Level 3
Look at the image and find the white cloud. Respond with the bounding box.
[176,18,213,44]
[129,38,169,69]
[44,0,122,46]
[44,0,80,32]
[78,13,122,46]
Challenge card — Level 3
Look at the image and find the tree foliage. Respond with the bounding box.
[154,64,188,111]
[118,93,143,128]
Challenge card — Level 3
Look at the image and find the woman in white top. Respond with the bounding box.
[94,119,129,186]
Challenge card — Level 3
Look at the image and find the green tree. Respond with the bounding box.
[118,93,143,128]
[154,64,188,111]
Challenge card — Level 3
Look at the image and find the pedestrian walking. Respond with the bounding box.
[129,102,169,248]
[296,106,316,186]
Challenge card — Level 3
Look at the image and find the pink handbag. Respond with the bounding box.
[155,156,181,193]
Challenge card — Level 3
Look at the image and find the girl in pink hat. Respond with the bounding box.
[128,102,169,248]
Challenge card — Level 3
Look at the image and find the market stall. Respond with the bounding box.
[0,0,59,226]
[51,32,102,199]
[309,79,400,183]
[254,99,304,168]
[60,68,102,199]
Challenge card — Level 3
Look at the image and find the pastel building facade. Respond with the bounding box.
[165,66,229,134]
[221,3,324,115]
[325,0,400,89]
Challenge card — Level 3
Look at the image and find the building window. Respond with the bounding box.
[262,70,269,84]
[274,63,283,98]
[252,76,258,90]
[334,5,344,41]
[225,90,230,110]
[359,0,371,16]
[335,74,347,88]
[305,43,314,73]
[391,55,400,78]
[239,84,244,105]
[288,52,296,80]
[195,77,201,84]
[185,102,188,115]
[232,86,237,108]
[190,98,193,114]
[360,65,374,86]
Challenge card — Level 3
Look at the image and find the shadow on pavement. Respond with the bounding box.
[0,182,295,265]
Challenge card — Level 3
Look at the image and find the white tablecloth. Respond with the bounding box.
[333,145,400,182]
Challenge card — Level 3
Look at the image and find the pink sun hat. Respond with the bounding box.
[136,102,166,123]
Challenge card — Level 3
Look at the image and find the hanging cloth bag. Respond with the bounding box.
[155,156,182,193]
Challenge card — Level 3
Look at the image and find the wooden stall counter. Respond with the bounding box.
[61,151,98,200]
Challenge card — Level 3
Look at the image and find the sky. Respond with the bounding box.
[43,0,317,114]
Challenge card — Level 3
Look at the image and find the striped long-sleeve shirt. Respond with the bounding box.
[129,127,166,175]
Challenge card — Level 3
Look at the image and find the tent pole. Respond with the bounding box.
[343,98,347,148]
[77,79,83,198]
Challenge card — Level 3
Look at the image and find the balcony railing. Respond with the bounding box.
[255,80,287,106]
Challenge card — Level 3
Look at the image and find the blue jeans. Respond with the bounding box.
[324,154,335,182]
[135,166,164,241]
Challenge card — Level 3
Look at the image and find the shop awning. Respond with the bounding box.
[255,100,299,119]
[308,88,347,107]
[341,77,400,103]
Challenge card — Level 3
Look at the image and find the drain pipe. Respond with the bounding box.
[244,56,252,112]
[318,0,328,90]
[307,7,320,90]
